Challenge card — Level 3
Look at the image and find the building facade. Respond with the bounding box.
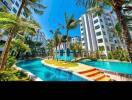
[79,11,122,56]
[30,29,47,47]
[0,0,26,17]
[71,36,81,44]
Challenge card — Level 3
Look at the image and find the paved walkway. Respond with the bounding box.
[42,60,111,81]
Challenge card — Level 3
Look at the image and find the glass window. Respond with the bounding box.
[95,25,100,30]
[12,7,17,13]
[11,0,15,4]
[100,19,103,22]
[15,1,19,7]
[103,31,106,35]
[98,39,103,43]
[101,25,104,29]
[96,31,102,36]
[94,19,98,24]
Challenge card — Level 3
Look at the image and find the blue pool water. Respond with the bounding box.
[16,59,87,81]
[80,60,132,74]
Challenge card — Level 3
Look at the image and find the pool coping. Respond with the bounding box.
[13,64,43,81]
[41,60,94,81]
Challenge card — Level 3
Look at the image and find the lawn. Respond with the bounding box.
[44,59,78,68]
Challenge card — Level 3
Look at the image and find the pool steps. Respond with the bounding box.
[42,60,111,81]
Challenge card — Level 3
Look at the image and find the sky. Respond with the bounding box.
[33,0,85,39]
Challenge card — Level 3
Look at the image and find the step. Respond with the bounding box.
[98,77,111,81]
[78,68,96,74]
[89,73,105,81]
[83,70,101,77]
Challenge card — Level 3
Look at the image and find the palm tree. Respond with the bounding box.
[0,0,46,68]
[10,38,31,58]
[46,40,54,59]
[0,12,40,69]
[76,0,132,62]
[50,28,62,60]
[64,13,80,48]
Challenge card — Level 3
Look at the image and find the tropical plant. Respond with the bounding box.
[64,13,80,48]
[0,68,29,81]
[0,0,46,69]
[6,56,16,68]
[10,38,31,58]
[76,0,132,62]
[0,12,40,69]
[50,28,62,52]
[46,40,54,59]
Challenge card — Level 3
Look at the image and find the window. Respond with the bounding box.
[12,8,17,13]
[109,23,112,26]
[115,40,117,43]
[3,1,12,10]
[107,18,110,21]
[81,28,83,31]
[81,38,84,41]
[100,19,103,22]
[11,0,15,4]
[99,46,105,51]
[103,31,106,35]
[95,25,100,30]
[101,25,104,29]
[15,1,19,7]
[98,39,103,43]
[94,19,98,24]
[83,43,85,46]
[96,31,102,36]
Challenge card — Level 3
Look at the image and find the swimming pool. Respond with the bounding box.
[80,59,132,74]
[16,59,87,81]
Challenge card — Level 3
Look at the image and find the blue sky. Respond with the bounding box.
[33,0,85,39]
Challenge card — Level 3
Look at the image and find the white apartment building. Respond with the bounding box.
[79,10,122,56]
[0,0,26,17]
[30,29,47,47]
[71,36,80,44]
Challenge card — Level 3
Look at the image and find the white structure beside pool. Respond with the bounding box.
[79,10,123,56]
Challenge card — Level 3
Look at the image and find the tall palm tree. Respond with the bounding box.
[0,12,40,69]
[64,13,80,48]
[76,0,132,62]
[46,40,54,59]
[0,0,46,68]
[50,28,62,54]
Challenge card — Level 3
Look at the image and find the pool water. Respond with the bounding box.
[16,59,87,81]
[80,60,132,74]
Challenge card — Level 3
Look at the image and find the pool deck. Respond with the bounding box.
[42,59,112,81]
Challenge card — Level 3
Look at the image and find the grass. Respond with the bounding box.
[44,59,78,68]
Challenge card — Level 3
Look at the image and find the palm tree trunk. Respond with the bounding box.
[0,31,14,69]
[115,9,132,62]
[0,0,25,69]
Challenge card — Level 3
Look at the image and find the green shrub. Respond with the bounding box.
[108,50,130,62]
[6,56,16,68]
[0,68,30,81]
